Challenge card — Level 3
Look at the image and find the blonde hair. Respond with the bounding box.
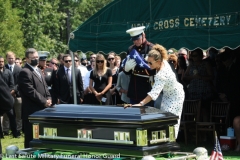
[6,51,16,58]
[108,52,116,56]
[93,53,107,76]
[148,44,168,61]
[115,55,121,61]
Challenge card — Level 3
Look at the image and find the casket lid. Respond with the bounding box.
[29,104,178,123]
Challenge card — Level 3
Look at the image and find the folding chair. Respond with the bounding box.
[179,99,201,144]
[196,102,230,145]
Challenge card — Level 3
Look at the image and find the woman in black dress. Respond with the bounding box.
[89,54,112,105]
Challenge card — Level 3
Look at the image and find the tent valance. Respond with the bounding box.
[69,0,240,54]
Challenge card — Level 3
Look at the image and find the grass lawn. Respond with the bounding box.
[1,135,240,159]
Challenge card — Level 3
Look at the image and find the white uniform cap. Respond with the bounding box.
[38,51,50,61]
[126,26,145,40]
[168,49,174,54]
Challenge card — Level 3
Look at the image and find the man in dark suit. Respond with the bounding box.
[55,54,84,104]
[0,56,18,138]
[18,48,52,148]
[4,51,22,136]
[0,77,14,158]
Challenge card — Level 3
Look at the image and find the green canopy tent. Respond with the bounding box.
[69,0,240,54]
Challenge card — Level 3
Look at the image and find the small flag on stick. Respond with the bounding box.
[210,131,224,160]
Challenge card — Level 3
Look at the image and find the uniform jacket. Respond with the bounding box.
[125,41,156,100]
[38,66,54,87]
[18,64,51,119]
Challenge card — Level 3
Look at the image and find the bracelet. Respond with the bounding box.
[140,101,144,106]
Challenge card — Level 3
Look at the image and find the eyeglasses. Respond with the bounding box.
[64,60,72,63]
[96,60,104,63]
[108,58,114,61]
[51,61,57,65]
[147,61,157,65]
[90,57,96,59]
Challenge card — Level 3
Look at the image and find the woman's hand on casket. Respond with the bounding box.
[123,104,132,109]
[133,103,142,106]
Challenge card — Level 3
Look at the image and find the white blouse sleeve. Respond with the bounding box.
[147,73,166,101]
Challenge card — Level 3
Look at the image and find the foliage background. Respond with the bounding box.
[0,0,113,58]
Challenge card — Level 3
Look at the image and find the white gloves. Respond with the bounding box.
[145,55,148,61]
[124,58,136,72]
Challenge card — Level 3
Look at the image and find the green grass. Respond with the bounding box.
[1,135,240,159]
[1,134,24,154]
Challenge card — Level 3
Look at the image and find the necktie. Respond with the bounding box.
[35,69,41,78]
[9,66,12,72]
[66,69,71,83]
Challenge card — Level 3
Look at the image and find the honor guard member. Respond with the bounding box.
[38,51,56,104]
[124,26,156,105]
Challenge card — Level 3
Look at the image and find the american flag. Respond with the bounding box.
[122,49,150,70]
[210,132,224,160]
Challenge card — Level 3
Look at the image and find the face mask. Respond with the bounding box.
[81,63,86,66]
[30,59,39,66]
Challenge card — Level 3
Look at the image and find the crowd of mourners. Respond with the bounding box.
[0,20,240,160]
[0,45,239,148]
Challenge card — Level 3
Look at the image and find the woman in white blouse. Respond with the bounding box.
[134,44,184,138]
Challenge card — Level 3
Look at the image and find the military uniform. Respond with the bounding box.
[38,66,54,88]
[37,51,57,105]
[38,66,57,105]
[126,41,156,101]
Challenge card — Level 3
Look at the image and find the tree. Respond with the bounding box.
[8,0,113,57]
[15,0,67,56]
[71,0,113,31]
[0,0,25,57]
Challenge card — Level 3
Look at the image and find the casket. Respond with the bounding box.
[29,104,180,157]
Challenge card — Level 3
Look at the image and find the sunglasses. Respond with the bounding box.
[147,61,157,65]
[96,60,104,63]
[51,61,57,65]
[108,58,114,61]
[64,60,72,63]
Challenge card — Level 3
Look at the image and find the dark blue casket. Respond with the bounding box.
[29,104,180,157]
